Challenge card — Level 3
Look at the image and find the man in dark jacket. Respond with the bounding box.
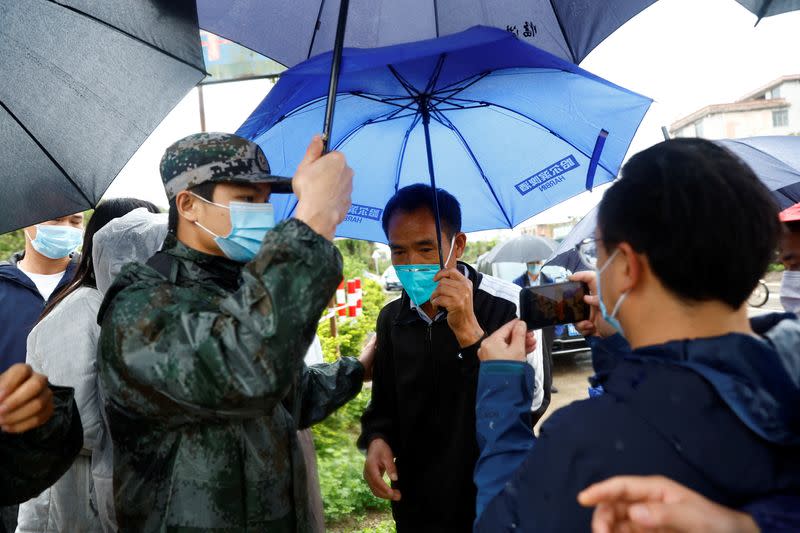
[473,139,800,532]
[0,363,82,533]
[0,214,83,531]
[98,133,366,531]
[359,184,541,533]
[0,213,83,373]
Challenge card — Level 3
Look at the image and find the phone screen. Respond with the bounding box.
[519,281,590,330]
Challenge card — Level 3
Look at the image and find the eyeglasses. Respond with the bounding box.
[575,237,599,268]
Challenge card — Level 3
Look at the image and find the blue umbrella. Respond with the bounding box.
[197,0,657,67]
[237,26,651,263]
[240,27,651,261]
[545,136,800,272]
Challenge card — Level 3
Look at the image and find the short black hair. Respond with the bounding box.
[167,182,216,234]
[598,138,780,309]
[382,184,462,239]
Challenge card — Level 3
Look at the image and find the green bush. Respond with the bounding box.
[0,230,25,260]
[313,276,392,525]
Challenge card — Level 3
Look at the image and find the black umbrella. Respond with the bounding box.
[736,0,800,22]
[0,0,206,233]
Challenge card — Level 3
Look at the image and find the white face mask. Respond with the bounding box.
[780,271,800,314]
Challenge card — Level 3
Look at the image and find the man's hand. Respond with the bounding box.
[578,476,759,533]
[431,268,484,347]
[364,438,401,501]
[478,320,527,362]
[359,334,377,382]
[570,271,618,338]
[0,364,54,433]
[293,135,354,241]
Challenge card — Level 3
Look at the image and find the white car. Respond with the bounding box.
[382,266,402,291]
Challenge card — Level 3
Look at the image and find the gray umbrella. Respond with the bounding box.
[544,136,800,272]
[0,0,205,233]
[736,0,800,22]
[484,234,555,264]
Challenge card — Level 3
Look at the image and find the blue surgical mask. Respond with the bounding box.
[26,225,83,259]
[394,236,456,307]
[192,194,275,263]
[596,248,629,334]
[528,263,542,277]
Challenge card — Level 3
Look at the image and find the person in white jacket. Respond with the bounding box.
[16,200,161,533]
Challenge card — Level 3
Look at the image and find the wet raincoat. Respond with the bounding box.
[98,220,364,531]
[474,314,800,532]
[17,287,110,533]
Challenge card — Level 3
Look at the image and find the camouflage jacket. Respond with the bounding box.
[0,386,83,505]
[98,220,364,532]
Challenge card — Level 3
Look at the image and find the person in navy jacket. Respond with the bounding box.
[473,139,800,532]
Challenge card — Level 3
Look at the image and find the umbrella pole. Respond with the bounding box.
[420,102,446,269]
[321,0,351,153]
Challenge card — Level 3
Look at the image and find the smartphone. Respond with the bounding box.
[519,281,590,330]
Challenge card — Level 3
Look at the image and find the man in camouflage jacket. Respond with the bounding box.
[98,133,362,531]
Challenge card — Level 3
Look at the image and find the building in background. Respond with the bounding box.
[670,74,800,139]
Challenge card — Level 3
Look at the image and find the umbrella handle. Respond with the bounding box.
[321,0,351,153]
[421,104,446,269]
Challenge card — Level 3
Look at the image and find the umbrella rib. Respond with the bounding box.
[387,65,421,98]
[422,55,447,96]
[447,97,617,178]
[0,98,93,206]
[393,113,422,193]
[430,108,513,228]
[307,0,328,59]
[432,72,491,98]
[349,92,411,109]
[44,0,206,75]
[547,0,578,64]
[756,0,774,20]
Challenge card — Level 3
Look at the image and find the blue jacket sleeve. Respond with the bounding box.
[741,493,800,533]
[474,360,536,522]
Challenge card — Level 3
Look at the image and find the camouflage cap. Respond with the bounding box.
[160,132,292,199]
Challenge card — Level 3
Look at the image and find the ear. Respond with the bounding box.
[454,232,467,259]
[176,191,200,223]
[617,242,643,293]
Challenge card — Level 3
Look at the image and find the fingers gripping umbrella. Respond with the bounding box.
[0,0,205,233]
[238,27,652,266]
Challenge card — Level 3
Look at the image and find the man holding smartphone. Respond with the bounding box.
[358,184,543,533]
[471,139,800,532]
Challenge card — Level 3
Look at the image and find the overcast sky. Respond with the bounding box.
[104,0,800,237]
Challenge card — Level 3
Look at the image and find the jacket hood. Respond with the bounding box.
[630,318,800,446]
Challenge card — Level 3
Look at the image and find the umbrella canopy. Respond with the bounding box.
[545,136,800,271]
[736,0,800,21]
[0,0,205,233]
[197,0,657,68]
[484,234,555,264]
[238,26,651,245]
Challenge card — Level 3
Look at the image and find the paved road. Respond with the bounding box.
[536,275,787,433]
